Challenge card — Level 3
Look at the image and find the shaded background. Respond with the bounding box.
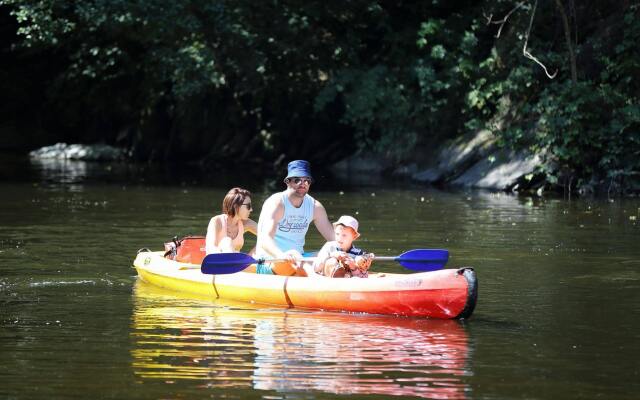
[1,1,638,192]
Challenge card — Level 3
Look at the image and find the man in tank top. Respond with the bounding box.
[254,160,335,275]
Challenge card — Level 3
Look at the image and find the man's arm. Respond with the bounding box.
[257,195,287,259]
[313,199,335,242]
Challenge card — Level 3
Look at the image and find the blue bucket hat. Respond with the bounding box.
[285,160,313,181]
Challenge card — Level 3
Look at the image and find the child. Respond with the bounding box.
[312,215,374,278]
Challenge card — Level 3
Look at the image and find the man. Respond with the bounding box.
[254,160,335,275]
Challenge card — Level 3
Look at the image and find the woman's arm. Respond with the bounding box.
[243,218,258,256]
[243,218,258,236]
[205,216,223,254]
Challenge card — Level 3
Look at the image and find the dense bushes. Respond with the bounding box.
[480,2,640,193]
[0,0,638,193]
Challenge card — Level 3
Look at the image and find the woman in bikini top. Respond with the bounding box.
[206,187,257,254]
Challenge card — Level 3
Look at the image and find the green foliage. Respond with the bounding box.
[315,66,416,161]
[0,0,638,192]
[532,81,636,180]
[1,0,75,45]
[464,1,639,191]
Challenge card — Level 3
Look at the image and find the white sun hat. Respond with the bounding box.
[332,215,360,238]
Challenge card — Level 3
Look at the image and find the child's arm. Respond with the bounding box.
[313,242,333,273]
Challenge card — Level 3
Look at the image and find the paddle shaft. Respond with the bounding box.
[374,256,397,261]
[181,256,317,270]
[194,249,448,273]
[268,256,317,263]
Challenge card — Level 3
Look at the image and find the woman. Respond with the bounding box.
[205,187,257,254]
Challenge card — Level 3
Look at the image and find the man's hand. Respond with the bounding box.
[283,249,303,264]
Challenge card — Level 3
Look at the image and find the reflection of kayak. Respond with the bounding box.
[133,250,477,319]
[131,280,471,398]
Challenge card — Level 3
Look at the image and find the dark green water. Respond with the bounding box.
[1,159,639,399]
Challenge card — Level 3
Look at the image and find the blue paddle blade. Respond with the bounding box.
[201,253,257,274]
[396,249,449,271]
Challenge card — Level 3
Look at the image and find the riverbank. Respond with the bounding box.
[332,129,640,197]
[20,139,640,197]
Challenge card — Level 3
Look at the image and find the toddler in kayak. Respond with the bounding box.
[312,215,374,278]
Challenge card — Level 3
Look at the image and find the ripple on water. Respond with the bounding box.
[129,281,472,399]
[28,279,99,287]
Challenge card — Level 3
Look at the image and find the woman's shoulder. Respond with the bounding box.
[208,214,225,227]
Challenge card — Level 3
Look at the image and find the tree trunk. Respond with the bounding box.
[555,0,578,83]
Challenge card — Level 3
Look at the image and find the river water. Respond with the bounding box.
[1,158,639,399]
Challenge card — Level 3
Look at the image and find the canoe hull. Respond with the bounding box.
[133,251,477,319]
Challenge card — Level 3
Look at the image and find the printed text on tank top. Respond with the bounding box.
[277,195,310,234]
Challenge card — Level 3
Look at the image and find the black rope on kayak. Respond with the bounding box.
[283,277,294,308]
[212,275,219,299]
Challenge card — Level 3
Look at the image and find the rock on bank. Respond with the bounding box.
[29,143,125,161]
[411,130,543,192]
[332,130,543,192]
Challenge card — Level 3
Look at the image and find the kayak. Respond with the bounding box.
[133,250,478,319]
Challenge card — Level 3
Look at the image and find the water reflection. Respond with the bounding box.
[30,158,93,184]
[132,280,472,398]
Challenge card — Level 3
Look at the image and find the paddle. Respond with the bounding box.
[374,249,449,272]
[194,248,448,274]
[195,253,316,274]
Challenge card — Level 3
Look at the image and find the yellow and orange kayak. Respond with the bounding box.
[133,250,478,319]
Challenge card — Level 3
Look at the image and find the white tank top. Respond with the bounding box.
[256,192,315,257]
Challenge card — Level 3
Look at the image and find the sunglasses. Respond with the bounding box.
[289,177,313,185]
